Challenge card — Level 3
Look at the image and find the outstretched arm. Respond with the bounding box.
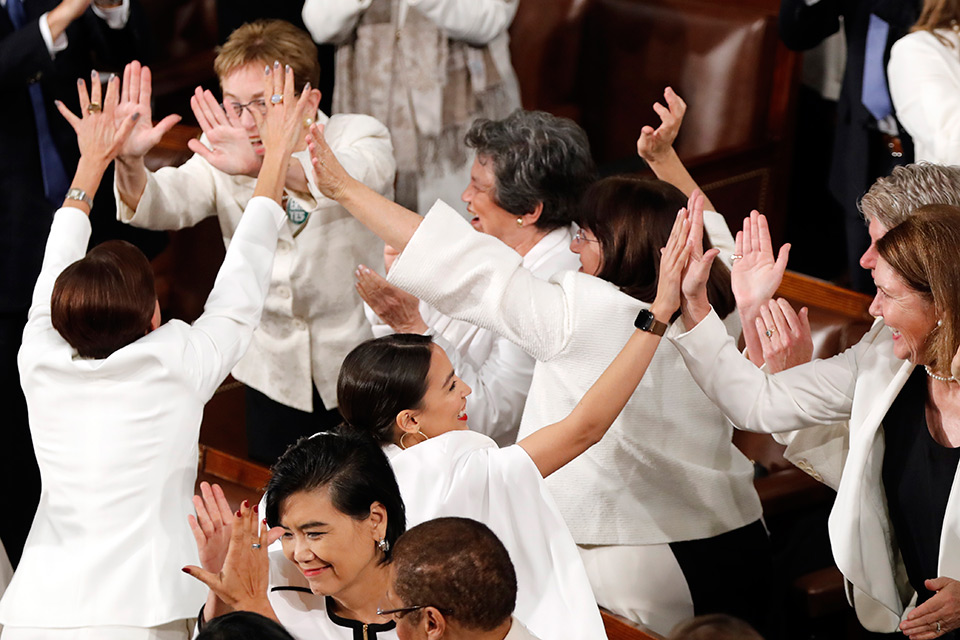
[637,87,716,212]
[306,123,422,250]
[518,192,712,478]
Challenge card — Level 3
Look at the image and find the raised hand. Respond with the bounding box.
[56,70,139,167]
[115,61,182,161]
[649,204,694,320]
[677,190,720,327]
[252,62,312,161]
[187,86,262,177]
[306,123,352,201]
[731,210,791,314]
[187,482,234,575]
[755,298,813,373]
[637,86,686,165]
[182,499,282,621]
[355,265,427,333]
[898,577,960,640]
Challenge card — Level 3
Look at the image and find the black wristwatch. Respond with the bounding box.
[634,309,667,336]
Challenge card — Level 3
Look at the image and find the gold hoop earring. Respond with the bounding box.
[399,430,428,450]
[516,217,523,227]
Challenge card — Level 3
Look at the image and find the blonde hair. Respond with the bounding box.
[858,163,960,230]
[912,0,960,47]
[214,20,319,93]
[877,204,960,373]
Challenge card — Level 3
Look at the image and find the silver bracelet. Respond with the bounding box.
[65,188,93,209]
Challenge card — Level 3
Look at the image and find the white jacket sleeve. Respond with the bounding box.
[21,208,92,345]
[115,150,221,230]
[889,31,960,165]
[301,0,372,44]
[180,197,285,399]
[408,0,518,45]
[388,201,572,362]
[670,308,867,434]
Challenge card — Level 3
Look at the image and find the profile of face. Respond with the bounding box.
[570,226,602,275]
[859,215,889,272]
[278,488,387,598]
[868,257,937,363]
[399,345,472,441]
[381,567,433,640]
[461,155,526,244]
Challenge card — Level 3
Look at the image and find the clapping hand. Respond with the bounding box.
[56,70,139,168]
[355,265,427,334]
[649,202,696,320]
[755,298,813,373]
[731,211,791,314]
[187,482,234,575]
[899,577,960,640]
[115,61,182,162]
[676,190,720,327]
[306,123,352,201]
[637,87,686,165]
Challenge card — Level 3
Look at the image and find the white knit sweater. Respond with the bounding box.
[388,201,762,545]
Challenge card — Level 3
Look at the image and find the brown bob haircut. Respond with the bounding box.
[214,19,320,94]
[877,204,960,374]
[392,517,517,632]
[51,240,156,359]
[577,176,735,320]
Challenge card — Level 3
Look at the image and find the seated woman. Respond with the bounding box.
[300,115,772,635]
[185,194,699,640]
[671,204,960,638]
[0,66,309,639]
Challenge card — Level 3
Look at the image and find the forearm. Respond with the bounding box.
[114,156,148,211]
[65,156,110,215]
[645,147,716,212]
[739,306,765,367]
[44,3,76,43]
[338,178,422,250]
[253,152,292,204]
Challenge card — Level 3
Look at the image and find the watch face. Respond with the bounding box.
[635,310,654,330]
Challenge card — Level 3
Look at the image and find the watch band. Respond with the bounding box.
[65,188,93,210]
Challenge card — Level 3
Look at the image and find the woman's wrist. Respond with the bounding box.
[648,299,675,325]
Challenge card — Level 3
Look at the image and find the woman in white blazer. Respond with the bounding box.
[0,66,310,639]
[671,203,960,639]
[299,125,773,636]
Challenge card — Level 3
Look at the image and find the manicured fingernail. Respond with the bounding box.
[265,65,271,75]
[285,64,291,73]
[253,504,258,514]
[181,567,190,574]
[77,78,83,86]
[242,499,249,508]
[303,82,311,92]
[236,509,241,517]
[273,60,280,69]
[131,112,140,121]
[54,100,62,107]
[91,70,98,80]
[263,518,268,525]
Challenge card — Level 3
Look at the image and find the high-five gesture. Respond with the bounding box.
[187,87,261,177]
[677,190,720,329]
[56,71,139,168]
[115,61,182,161]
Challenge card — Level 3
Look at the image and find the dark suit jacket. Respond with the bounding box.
[779,0,920,212]
[0,0,150,312]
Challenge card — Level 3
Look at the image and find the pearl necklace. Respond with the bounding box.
[925,365,956,382]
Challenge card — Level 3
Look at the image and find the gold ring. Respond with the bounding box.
[87,102,102,113]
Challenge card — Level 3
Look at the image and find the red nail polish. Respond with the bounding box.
[182,567,190,574]
[253,504,258,514]
[262,518,268,525]
[236,510,241,517]
[242,499,249,509]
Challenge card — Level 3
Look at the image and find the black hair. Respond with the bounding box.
[264,427,406,562]
[337,334,434,445]
[198,611,296,640]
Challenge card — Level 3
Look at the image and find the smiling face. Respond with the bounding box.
[859,215,889,273]
[279,488,386,598]
[570,226,602,275]
[461,155,522,242]
[869,257,937,363]
[402,345,471,439]
[220,62,269,156]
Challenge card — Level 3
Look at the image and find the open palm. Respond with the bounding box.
[187,87,261,177]
[116,61,181,160]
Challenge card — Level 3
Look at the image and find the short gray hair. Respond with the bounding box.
[859,163,960,230]
[465,110,597,230]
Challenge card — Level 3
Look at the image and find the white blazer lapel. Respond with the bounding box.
[830,356,914,621]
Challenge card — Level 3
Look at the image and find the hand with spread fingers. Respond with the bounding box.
[899,577,960,640]
[678,189,720,328]
[56,70,139,169]
[355,265,427,334]
[650,203,694,320]
[182,499,282,622]
[755,298,813,373]
[637,86,686,165]
[187,86,261,177]
[115,61,182,162]
[251,63,313,162]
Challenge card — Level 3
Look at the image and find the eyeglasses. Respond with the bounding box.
[222,98,268,118]
[572,229,600,245]
[376,604,455,620]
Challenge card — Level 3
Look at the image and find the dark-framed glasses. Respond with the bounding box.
[377,604,454,620]
[222,98,268,118]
